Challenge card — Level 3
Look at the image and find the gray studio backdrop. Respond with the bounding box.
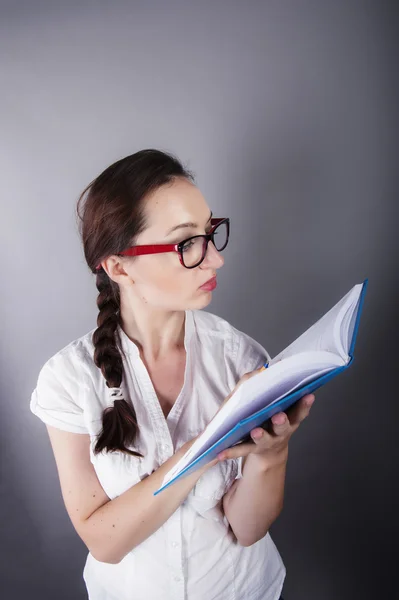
[1,1,397,599]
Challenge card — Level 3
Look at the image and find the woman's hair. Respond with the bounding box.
[76,149,195,456]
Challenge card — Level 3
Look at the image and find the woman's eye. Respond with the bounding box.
[181,240,195,252]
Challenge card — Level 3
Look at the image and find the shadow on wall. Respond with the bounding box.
[0,367,89,600]
[0,386,46,594]
[233,136,398,598]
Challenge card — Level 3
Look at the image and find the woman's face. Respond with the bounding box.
[118,177,225,311]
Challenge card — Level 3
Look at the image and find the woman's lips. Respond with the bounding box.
[199,276,217,291]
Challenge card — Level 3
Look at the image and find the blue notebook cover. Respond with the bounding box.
[154,279,368,496]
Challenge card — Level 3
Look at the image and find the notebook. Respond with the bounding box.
[154,279,368,495]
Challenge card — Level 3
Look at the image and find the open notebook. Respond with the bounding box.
[154,279,368,496]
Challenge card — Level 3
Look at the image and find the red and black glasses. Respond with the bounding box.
[96,217,230,270]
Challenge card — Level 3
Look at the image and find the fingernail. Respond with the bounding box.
[307,396,315,406]
[252,430,263,440]
[218,452,225,460]
[273,414,285,425]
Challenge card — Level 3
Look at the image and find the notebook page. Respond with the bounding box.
[270,284,362,364]
[340,292,362,354]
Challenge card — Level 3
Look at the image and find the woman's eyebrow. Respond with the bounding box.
[165,211,213,236]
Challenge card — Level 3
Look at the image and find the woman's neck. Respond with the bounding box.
[119,302,186,363]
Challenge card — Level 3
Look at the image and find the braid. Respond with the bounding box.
[77,149,194,456]
[92,269,143,458]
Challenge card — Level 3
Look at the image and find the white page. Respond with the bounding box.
[271,284,363,364]
[340,293,362,353]
[162,351,343,485]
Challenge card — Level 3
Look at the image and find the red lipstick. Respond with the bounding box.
[199,276,217,291]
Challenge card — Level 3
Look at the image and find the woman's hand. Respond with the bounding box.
[215,367,266,415]
[216,368,316,469]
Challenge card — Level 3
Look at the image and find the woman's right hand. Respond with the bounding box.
[216,366,265,416]
[178,367,265,474]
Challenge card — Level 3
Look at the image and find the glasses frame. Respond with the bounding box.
[96,217,230,270]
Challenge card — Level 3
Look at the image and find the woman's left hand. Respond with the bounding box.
[217,393,315,468]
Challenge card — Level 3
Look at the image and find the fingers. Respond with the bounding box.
[214,393,316,462]
[218,368,266,412]
[270,412,291,436]
[217,441,256,461]
[286,394,315,427]
[236,367,265,389]
[250,393,315,440]
[216,420,286,462]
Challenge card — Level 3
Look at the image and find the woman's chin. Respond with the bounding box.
[190,291,214,309]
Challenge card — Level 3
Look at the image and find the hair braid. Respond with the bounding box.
[77,149,195,458]
[92,269,143,457]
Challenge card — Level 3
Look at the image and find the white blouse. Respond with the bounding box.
[30,308,286,600]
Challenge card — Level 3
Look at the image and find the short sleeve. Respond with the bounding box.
[233,328,271,379]
[30,349,88,434]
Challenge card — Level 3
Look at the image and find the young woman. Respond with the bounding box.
[31,149,315,600]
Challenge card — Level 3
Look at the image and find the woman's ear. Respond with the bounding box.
[102,256,134,285]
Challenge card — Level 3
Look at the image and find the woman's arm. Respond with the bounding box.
[43,370,273,563]
[46,426,216,564]
[222,451,287,546]
[222,393,315,547]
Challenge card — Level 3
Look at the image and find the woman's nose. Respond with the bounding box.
[201,240,224,269]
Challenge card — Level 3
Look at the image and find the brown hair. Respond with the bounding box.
[76,149,195,456]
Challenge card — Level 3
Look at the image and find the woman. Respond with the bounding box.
[31,149,315,600]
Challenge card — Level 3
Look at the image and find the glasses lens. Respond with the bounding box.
[181,220,229,268]
[212,220,228,251]
[181,237,206,268]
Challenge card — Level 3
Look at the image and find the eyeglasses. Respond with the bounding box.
[95,217,230,270]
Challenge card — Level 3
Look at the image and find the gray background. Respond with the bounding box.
[1,1,397,598]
